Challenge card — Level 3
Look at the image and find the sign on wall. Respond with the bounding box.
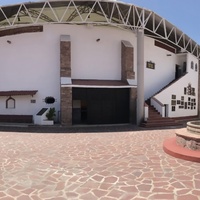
[146,61,155,70]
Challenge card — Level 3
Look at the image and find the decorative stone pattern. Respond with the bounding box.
[121,40,135,81]
[176,134,200,150]
[176,121,200,150]
[60,87,72,126]
[0,126,199,200]
[129,88,137,123]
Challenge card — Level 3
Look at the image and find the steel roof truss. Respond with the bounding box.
[125,5,132,25]
[177,33,184,46]
[163,19,167,38]
[109,2,116,23]
[11,4,22,26]
[59,0,72,22]
[185,37,190,49]
[84,1,96,22]
[192,44,198,55]
[0,7,11,26]
[47,1,59,22]
[21,4,35,24]
[135,7,144,28]
[167,27,175,39]
[115,4,126,24]
[0,0,199,58]
[154,18,164,33]
[97,1,109,23]
[71,1,84,22]
[143,10,153,29]
[35,2,46,23]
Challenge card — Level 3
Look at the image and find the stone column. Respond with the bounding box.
[130,88,137,123]
[60,35,72,126]
[121,40,136,124]
[137,29,145,125]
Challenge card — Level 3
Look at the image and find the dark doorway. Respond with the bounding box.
[175,64,182,79]
[72,88,130,124]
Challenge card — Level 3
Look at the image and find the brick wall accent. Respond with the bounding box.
[60,87,72,125]
[121,40,135,81]
[130,88,137,123]
[0,26,43,37]
[60,36,71,77]
[60,35,72,125]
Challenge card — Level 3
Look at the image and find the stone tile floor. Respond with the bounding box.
[0,125,200,200]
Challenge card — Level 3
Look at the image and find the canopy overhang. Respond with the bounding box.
[0,0,199,58]
[0,90,38,96]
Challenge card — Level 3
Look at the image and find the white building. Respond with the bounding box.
[0,0,199,127]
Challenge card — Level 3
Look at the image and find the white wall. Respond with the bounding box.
[0,96,38,115]
[155,54,199,117]
[0,24,136,117]
[64,25,137,81]
[144,37,177,100]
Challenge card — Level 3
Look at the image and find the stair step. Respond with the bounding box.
[142,103,181,128]
[146,119,176,123]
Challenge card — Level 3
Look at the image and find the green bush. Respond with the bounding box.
[46,107,56,120]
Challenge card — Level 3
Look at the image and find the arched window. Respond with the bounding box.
[6,97,15,109]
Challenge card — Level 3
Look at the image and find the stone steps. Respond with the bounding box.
[141,105,181,128]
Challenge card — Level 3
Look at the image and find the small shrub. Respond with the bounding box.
[46,107,56,120]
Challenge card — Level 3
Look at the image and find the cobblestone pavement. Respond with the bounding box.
[0,125,200,200]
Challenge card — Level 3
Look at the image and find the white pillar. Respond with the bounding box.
[137,29,145,125]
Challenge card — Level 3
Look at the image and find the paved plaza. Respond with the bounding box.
[0,125,200,200]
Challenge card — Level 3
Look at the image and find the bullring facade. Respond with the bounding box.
[0,0,199,126]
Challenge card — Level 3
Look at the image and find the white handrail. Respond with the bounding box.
[151,97,165,117]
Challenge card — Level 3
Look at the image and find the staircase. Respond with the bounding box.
[141,72,198,128]
[141,104,181,128]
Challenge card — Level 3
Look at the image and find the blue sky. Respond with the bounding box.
[1,0,200,44]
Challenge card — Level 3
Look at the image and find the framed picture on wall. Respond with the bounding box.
[146,61,155,69]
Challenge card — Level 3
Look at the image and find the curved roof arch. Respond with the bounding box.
[0,0,199,58]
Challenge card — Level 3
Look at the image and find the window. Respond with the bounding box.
[191,61,194,69]
[45,96,55,104]
[195,63,198,71]
[6,97,15,109]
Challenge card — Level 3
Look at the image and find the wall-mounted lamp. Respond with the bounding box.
[96,38,100,42]
[7,40,11,44]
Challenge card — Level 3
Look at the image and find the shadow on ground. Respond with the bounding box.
[0,123,185,133]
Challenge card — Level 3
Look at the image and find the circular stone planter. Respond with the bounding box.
[175,121,200,150]
[163,121,200,162]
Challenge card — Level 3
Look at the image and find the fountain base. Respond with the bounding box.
[163,121,200,162]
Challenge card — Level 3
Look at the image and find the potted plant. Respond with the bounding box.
[45,107,56,124]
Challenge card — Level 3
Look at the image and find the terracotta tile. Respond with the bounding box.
[149,193,175,199]
[136,184,152,191]
[92,189,108,198]
[0,126,199,200]
[177,194,199,200]
[16,195,32,200]
[106,189,124,198]
[120,186,138,193]
[79,192,97,200]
